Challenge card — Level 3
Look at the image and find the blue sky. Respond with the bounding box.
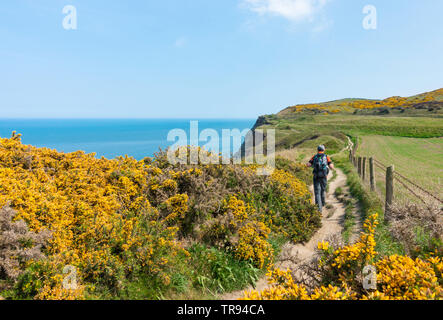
[1,0,442,118]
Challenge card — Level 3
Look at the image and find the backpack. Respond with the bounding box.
[313,153,329,178]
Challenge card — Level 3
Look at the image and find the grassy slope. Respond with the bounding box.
[334,152,404,257]
[358,136,443,203]
[278,88,443,116]
[277,143,405,257]
[263,115,443,146]
[252,89,443,257]
[259,114,442,174]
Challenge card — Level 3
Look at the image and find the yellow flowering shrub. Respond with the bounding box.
[242,268,355,300]
[373,255,442,300]
[243,214,443,300]
[163,194,189,223]
[285,88,443,113]
[35,264,86,301]
[227,195,251,224]
[329,213,377,268]
[0,135,186,299]
[200,195,270,268]
[258,169,321,242]
[234,221,273,268]
[0,136,322,299]
[270,169,310,198]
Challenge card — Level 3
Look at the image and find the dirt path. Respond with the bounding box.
[221,168,358,300]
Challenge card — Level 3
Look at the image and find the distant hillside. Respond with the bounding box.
[278,88,443,116]
[239,88,443,161]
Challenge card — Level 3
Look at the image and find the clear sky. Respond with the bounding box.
[1,0,442,118]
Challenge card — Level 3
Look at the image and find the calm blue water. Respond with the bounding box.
[0,119,256,160]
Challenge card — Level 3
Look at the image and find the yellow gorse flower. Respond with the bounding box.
[243,213,442,300]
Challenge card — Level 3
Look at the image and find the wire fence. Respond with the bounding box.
[372,161,387,202]
[348,147,443,213]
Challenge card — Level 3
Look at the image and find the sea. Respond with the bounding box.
[0,119,256,160]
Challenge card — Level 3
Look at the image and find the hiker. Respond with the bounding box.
[307,145,334,212]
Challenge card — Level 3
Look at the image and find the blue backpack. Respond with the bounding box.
[313,153,329,178]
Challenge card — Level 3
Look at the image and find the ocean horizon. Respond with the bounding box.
[0,119,256,160]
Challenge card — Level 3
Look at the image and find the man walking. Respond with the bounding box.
[307,145,334,212]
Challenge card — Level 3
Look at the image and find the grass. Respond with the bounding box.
[273,135,404,253]
[334,186,343,197]
[334,153,404,257]
[253,108,442,261]
[115,233,289,300]
[255,111,443,257]
[331,182,356,243]
[276,148,309,163]
[278,88,443,116]
[341,201,356,244]
[326,169,338,193]
[91,243,267,300]
[330,168,338,183]
[244,95,442,296]
[268,114,404,251]
[261,115,443,151]
[1,228,287,301]
[358,135,443,204]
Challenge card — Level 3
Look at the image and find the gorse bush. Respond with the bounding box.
[387,203,443,259]
[0,135,320,299]
[0,206,51,281]
[284,88,443,114]
[242,214,443,300]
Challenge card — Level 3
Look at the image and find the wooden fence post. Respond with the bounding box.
[362,157,367,181]
[369,157,375,191]
[358,157,362,176]
[385,165,394,219]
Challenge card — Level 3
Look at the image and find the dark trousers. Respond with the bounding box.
[313,176,327,212]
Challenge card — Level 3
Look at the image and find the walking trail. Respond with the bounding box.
[221,167,361,300]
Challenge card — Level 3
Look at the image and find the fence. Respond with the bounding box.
[348,147,443,218]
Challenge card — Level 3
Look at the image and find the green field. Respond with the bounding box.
[358,135,443,204]
[254,113,443,205]
[258,115,443,154]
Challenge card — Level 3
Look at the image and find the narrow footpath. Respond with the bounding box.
[221,167,361,300]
